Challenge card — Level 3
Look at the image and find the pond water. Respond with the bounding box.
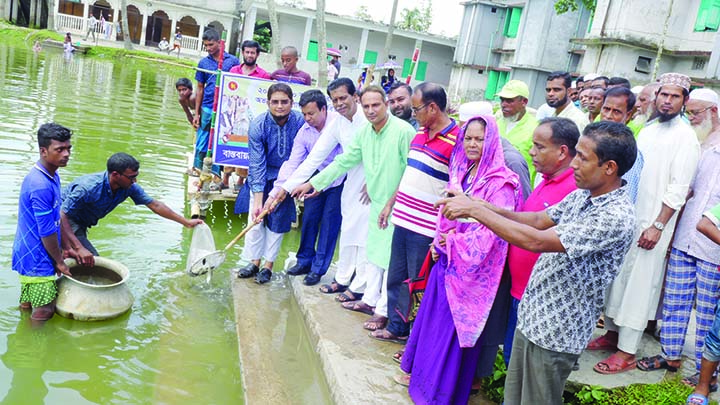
[0,42,327,404]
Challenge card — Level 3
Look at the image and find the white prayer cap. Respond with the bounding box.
[459,101,493,122]
[689,88,719,105]
[631,86,644,94]
[583,73,599,81]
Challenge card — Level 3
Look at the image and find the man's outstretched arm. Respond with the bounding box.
[147,200,203,228]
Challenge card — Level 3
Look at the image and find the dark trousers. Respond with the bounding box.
[296,183,343,276]
[504,296,521,366]
[386,226,433,337]
[67,217,99,256]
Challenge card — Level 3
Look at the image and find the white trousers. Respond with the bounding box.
[362,263,388,317]
[604,317,644,354]
[241,201,284,263]
[335,245,369,294]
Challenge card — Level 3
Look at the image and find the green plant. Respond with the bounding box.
[554,0,597,14]
[479,349,507,403]
[575,385,607,404]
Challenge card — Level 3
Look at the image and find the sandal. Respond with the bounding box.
[587,334,618,351]
[319,280,348,294]
[393,373,411,387]
[341,300,375,315]
[593,353,637,374]
[687,393,709,405]
[369,329,408,344]
[636,354,679,372]
[363,315,388,331]
[682,372,719,393]
[392,349,404,364]
[335,290,363,303]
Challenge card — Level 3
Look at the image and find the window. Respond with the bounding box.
[307,40,333,61]
[415,61,428,81]
[695,0,720,32]
[363,50,378,65]
[485,70,509,100]
[402,58,412,77]
[635,56,652,74]
[693,57,708,71]
[503,7,522,38]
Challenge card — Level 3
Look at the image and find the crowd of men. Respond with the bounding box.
[13,24,720,405]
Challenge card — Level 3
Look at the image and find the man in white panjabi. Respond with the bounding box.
[284,78,371,301]
[588,73,701,374]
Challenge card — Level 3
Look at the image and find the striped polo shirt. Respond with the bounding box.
[391,120,459,237]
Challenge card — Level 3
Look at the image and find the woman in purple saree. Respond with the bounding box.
[399,115,521,404]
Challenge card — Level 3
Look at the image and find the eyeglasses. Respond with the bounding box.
[120,173,138,181]
[686,106,712,117]
[411,103,430,113]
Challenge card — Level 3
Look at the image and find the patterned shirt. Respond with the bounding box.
[248,110,305,193]
[391,121,459,238]
[62,172,154,229]
[621,151,644,204]
[12,163,62,277]
[517,186,636,354]
[270,68,312,85]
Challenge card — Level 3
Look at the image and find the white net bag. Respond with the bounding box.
[186,223,226,277]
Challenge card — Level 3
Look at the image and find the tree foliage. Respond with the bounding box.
[253,20,271,53]
[281,0,305,7]
[397,0,433,33]
[354,5,373,22]
[554,0,597,14]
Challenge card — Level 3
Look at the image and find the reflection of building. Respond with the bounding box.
[242,1,456,86]
[450,0,720,107]
[6,0,241,53]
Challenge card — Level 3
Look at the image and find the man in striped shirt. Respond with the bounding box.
[371,82,460,342]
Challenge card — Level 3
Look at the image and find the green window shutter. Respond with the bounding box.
[503,7,522,38]
[503,8,512,36]
[695,0,720,31]
[415,61,428,81]
[307,40,318,61]
[485,71,499,100]
[497,71,510,97]
[402,58,412,77]
[363,50,378,65]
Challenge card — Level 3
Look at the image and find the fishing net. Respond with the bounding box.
[186,223,226,276]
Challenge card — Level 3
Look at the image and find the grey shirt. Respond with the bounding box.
[501,138,531,201]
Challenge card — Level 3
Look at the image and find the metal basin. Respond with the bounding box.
[56,257,134,321]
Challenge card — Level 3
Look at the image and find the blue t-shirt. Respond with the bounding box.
[61,172,154,229]
[12,163,62,277]
[195,52,240,108]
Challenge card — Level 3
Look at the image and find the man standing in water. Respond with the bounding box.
[61,153,203,256]
[13,123,75,321]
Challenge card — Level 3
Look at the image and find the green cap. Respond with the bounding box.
[496,80,530,99]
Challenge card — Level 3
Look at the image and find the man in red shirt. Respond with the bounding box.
[503,117,580,365]
[229,40,272,79]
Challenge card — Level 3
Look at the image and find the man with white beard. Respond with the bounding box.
[687,88,720,150]
[628,83,661,136]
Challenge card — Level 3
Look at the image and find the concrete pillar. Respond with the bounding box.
[357,28,368,65]
[170,17,177,44]
[29,0,38,28]
[140,12,148,46]
[707,32,720,79]
[241,6,257,43]
[197,17,207,53]
[301,16,313,59]
[11,0,19,23]
[83,1,90,31]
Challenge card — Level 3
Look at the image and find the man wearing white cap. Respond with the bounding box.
[589,73,701,374]
[687,88,720,150]
[496,80,538,183]
[636,87,720,387]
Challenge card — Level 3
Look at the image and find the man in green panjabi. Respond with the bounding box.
[295,84,416,330]
[495,80,538,183]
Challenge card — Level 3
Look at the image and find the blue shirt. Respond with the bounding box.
[61,172,154,228]
[12,163,62,277]
[248,110,305,193]
[621,151,644,204]
[195,52,240,108]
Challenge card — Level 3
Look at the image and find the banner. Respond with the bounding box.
[213,73,312,168]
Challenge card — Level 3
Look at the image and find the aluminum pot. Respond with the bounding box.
[56,257,134,321]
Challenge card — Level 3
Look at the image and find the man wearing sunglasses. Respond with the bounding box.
[61,152,202,259]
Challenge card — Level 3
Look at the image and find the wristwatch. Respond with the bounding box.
[652,221,665,231]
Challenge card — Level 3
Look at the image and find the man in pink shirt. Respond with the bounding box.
[229,40,272,79]
[503,117,580,365]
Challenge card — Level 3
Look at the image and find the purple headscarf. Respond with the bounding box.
[434,114,521,348]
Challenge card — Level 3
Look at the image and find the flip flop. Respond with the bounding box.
[335,290,363,303]
[687,393,709,405]
[682,372,719,393]
[393,373,411,387]
[392,349,404,364]
[369,329,408,344]
[636,354,679,372]
[587,334,618,351]
[341,300,375,315]
[593,353,637,375]
[363,315,388,331]
[319,280,348,294]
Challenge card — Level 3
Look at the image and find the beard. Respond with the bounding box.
[693,116,713,142]
[547,96,568,109]
[392,106,412,120]
[503,112,521,123]
[658,111,680,122]
[243,57,256,66]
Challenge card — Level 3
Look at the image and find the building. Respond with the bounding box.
[242,1,456,87]
[450,0,720,107]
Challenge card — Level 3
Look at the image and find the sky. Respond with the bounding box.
[289,0,465,38]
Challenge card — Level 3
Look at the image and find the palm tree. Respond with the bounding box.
[316,0,328,88]
[119,0,133,50]
[266,0,282,69]
[382,0,399,63]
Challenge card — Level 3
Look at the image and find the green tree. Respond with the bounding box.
[397,1,433,32]
[554,0,597,14]
[253,20,271,52]
[354,5,373,21]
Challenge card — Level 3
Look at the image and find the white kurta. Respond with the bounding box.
[281,108,370,248]
[605,115,700,330]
